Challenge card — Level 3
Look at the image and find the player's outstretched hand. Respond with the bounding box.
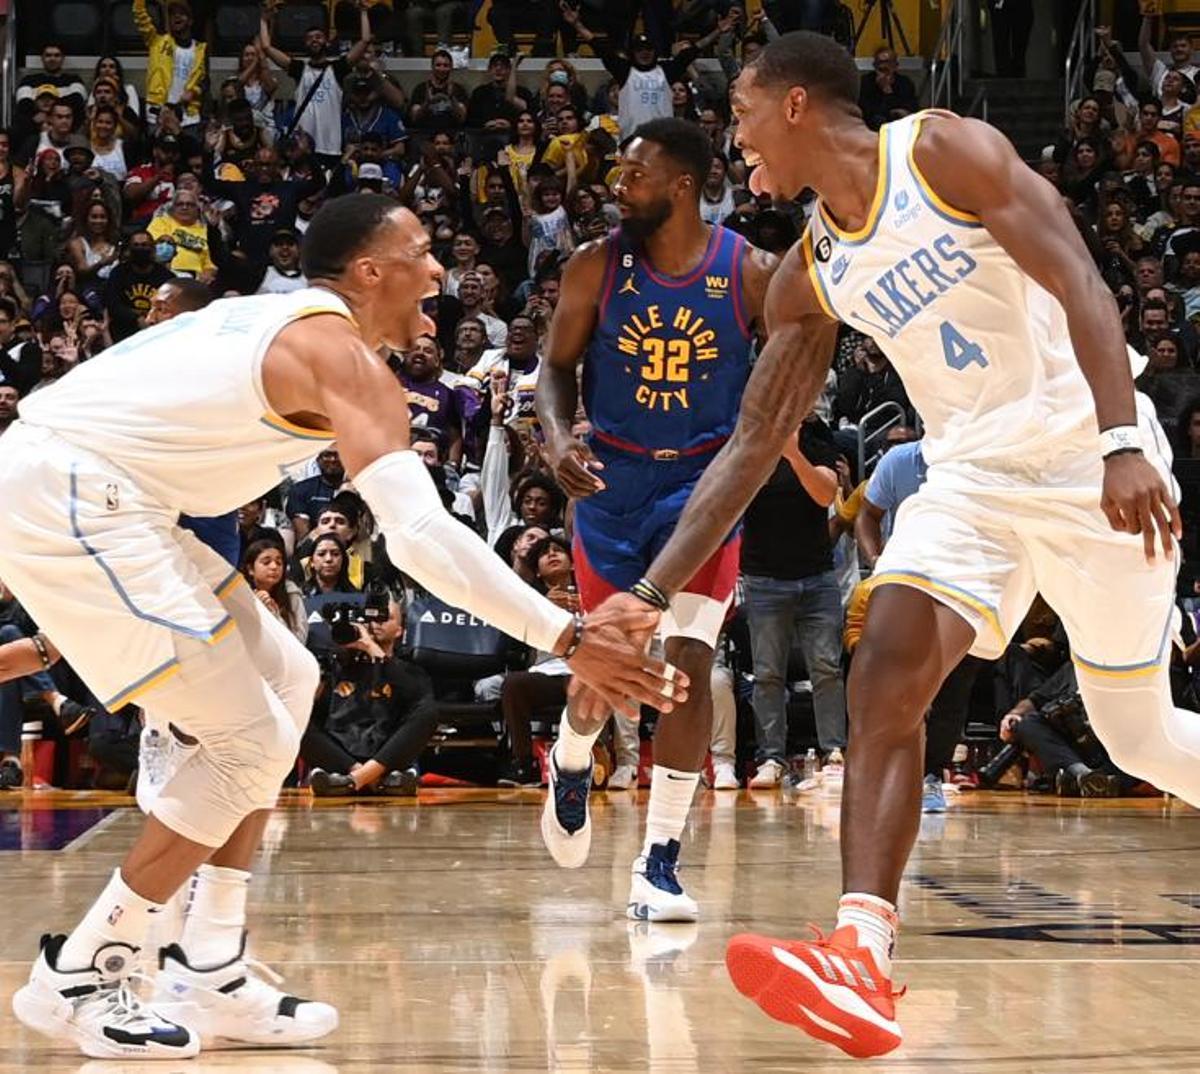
[546,436,606,498]
[1101,452,1182,563]
[565,594,686,721]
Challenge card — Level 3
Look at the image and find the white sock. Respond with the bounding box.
[58,868,164,972]
[554,709,602,773]
[642,765,699,856]
[835,892,897,977]
[179,863,250,968]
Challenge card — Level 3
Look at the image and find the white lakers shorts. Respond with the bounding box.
[874,406,1177,676]
[0,423,239,708]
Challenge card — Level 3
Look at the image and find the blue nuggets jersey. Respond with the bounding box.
[583,224,752,454]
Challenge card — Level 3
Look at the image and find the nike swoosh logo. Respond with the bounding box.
[665,773,694,781]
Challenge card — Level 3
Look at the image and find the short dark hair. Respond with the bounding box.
[166,278,212,313]
[625,116,714,192]
[301,192,399,280]
[749,30,860,107]
[513,472,565,518]
[0,297,17,321]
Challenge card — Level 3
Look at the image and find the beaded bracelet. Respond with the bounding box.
[561,613,585,659]
[31,633,52,670]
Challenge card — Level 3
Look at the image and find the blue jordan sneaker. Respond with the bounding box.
[540,746,593,869]
[627,839,699,922]
[922,774,947,813]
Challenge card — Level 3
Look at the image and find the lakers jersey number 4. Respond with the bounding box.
[805,111,1097,474]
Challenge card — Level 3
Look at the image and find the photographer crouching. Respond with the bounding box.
[996,661,1133,798]
[302,582,439,798]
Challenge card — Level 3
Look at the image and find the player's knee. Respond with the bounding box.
[848,645,934,741]
[282,649,321,734]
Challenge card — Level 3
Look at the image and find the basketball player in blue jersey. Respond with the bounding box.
[589,33,1196,1058]
[536,118,777,920]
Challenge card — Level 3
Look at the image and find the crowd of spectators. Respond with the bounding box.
[0,3,1198,803]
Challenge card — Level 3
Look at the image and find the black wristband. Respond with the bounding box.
[630,577,670,612]
[561,613,584,660]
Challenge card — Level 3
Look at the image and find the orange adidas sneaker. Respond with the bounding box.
[725,926,903,1059]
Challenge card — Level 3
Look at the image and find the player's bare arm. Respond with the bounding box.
[739,242,780,340]
[644,244,839,598]
[915,113,1181,561]
[0,633,59,683]
[262,314,687,718]
[536,239,610,498]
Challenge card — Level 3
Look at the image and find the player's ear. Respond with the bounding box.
[784,85,809,124]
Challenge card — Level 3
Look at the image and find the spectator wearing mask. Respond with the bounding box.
[256,228,307,294]
[560,13,701,142]
[742,415,846,786]
[303,598,438,798]
[260,2,372,168]
[16,43,86,130]
[408,49,469,132]
[104,230,175,340]
[858,46,918,130]
[147,190,215,280]
[241,538,306,643]
[288,447,346,542]
[133,0,206,129]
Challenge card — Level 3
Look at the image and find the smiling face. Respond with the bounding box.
[520,485,553,525]
[171,191,201,226]
[506,315,537,360]
[404,334,441,379]
[730,67,811,199]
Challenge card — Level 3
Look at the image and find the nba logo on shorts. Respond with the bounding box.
[105,484,120,511]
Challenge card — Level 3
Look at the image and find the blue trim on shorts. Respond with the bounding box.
[104,656,181,709]
[68,466,232,641]
[1073,605,1175,677]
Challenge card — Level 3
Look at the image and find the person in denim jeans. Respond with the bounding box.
[741,414,846,786]
[0,621,59,788]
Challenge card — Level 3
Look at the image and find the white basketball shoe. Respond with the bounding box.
[153,933,338,1047]
[12,934,199,1059]
[540,747,593,869]
[627,840,699,922]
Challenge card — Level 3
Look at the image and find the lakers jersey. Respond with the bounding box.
[17,288,343,515]
[583,224,752,455]
[805,112,1097,475]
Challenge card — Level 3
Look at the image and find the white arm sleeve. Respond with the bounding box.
[354,450,572,654]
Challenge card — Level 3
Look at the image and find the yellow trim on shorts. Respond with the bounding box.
[214,570,244,601]
[106,659,182,709]
[209,617,237,645]
[872,570,1004,639]
[1071,658,1162,680]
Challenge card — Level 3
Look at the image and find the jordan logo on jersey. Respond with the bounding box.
[616,303,721,413]
[619,277,640,296]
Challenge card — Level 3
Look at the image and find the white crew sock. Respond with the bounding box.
[553,709,602,773]
[59,868,165,971]
[179,863,251,967]
[641,765,699,856]
[835,892,897,978]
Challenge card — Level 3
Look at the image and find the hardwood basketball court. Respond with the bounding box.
[3,787,1199,1072]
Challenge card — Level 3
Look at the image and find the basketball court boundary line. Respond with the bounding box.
[61,810,124,852]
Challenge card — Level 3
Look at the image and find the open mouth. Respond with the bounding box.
[742,149,764,167]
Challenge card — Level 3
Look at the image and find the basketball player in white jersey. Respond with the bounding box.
[584,32,1194,1059]
[0,194,684,1060]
